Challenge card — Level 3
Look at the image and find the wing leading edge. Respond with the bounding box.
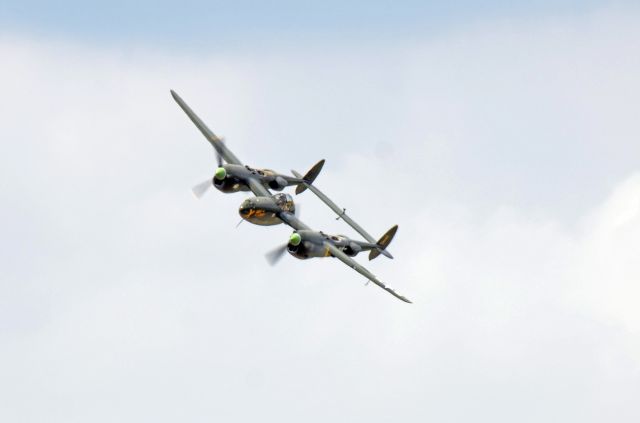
[279,212,410,303]
[324,242,412,303]
[171,90,271,198]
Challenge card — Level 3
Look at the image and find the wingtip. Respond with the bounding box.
[385,286,412,303]
[394,292,412,303]
[396,292,412,303]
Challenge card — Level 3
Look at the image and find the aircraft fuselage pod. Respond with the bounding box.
[238,193,296,226]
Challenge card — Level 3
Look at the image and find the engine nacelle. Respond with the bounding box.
[268,176,288,191]
[214,176,247,193]
[343,242,362,257]
[287,230,327,259]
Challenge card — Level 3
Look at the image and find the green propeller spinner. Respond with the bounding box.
[289,232,302,246]
[214,167,227,180]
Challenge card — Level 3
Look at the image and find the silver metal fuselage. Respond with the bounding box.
[238,193,296,226]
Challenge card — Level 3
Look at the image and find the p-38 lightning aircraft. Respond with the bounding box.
[171,90,411,303]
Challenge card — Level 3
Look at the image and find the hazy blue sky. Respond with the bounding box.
[1,2,640,422]
[1,0,632,46]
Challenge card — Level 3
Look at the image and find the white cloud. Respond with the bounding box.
[569,173,640,340]
[1,8,640,422]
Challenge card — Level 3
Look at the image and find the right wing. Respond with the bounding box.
[291,169,377,244]
[324,242,412,303]
[246,177,272,198]
[171,90,272,198]
[171,90,243,166]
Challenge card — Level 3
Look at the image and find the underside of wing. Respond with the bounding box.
[324,242,411,303]
[171,90,243,166]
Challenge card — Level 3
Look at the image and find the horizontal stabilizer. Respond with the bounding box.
[369,225,398,260]
[292,168,397,259]
[295,159,325,194]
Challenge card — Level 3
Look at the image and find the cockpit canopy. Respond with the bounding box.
[273,193,295,212]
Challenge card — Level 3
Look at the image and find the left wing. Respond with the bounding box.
[324,242,412,303]
[171,90,271,198]
[278,211,310,231]
[279,214,410,302]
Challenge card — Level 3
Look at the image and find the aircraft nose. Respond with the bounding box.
[239,199,253,217]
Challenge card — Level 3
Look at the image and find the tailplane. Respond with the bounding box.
[369,225,398,260]
[295,159,325,194]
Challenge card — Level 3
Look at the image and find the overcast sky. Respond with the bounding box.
[1,1,640,422]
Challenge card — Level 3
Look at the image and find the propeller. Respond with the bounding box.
[192,178,213,199]
[265,243,288,266]
[265,233,302,266]
[192,138,226,199]
[192,165,227,199]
